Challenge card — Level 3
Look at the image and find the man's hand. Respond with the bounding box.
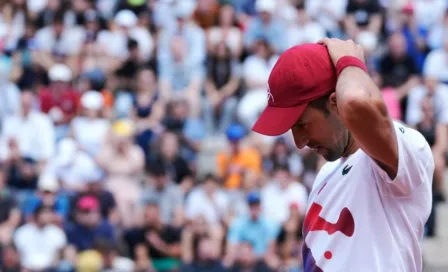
[318,38,365,66]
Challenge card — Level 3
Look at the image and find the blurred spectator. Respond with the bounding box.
[148,132,193,189]
[344,0,383,39]
[0,0,28,50]
[0,167,21,246]
[406,76,448,127]
[305,0,348,38]
[423,34,448,84]
[203,42,240,135]
[226,191,280,261]
[34,0,64,29]
[96,119,144,228]
[217,124,262,189]
[97,9,154,62]
[276,203,303,272]
[159,35,205,118]
[70,90,110,157]
[0,244,22,272]
[22,174,70,224]
[124,202,182,272]
[286,6,326,48]
[427,8,448,50]
[261,165,308,224]
[413,0,447,32]
[263,137,304,179]
[180,234,227,272]
[64,195,115,251]
[206,4,243,58]
[227,241,274,272]
[34,10,85,57]
[244,0,287,54]
[237,39,278,129]
[416,96,447,237]
[94,239,135,272]
[0,61,20,132]
[185,173,230,226]
[39,63,80,139]
[1,91,55,193]
[141,159,184,225]
[14,204,67,271]
[379,31,420,118]
[194,0,221,29]
[131,67,164,158]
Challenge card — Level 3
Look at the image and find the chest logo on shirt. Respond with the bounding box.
[399,127,405,134]
[342,165,352,175]
[302,203,355,271]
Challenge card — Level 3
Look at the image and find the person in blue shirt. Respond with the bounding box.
[226,191,280,259]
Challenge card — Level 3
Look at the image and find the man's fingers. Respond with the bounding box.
[317,37,331,46]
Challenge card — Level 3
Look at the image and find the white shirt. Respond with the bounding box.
[14,224,67,270]
[287,22,327,48]
[305,0,348,33]
[0,111,55,161]
[423,49,448,82]
[406,84,448,126]
[261,180,308,224]
[243,55,278,92]
[302,122,434,272]
[35,26,85,55]
[185,187,229,225]
[71,117,110,156]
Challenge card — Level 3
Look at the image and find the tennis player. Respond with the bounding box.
[252,38,435,272]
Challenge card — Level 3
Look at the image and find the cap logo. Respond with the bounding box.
[267,84,274,103]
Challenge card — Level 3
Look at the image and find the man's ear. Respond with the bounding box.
[328,92,339,115]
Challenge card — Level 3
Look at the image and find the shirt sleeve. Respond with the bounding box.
[370,123,434,197]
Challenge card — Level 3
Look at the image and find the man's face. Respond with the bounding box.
[291,99,349,162]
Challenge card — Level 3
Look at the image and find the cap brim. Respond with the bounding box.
[252,104,307,136]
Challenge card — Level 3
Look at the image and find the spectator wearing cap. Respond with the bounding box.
[34,10,85,56]
[22,174,70,224]
[0,91,55,192]
[237,39,278,130]
[131,67,164,159]
[0,166,21,246]
[69,90,110,157]
[226,191,280,264]
[244,0,287,54]
[96,119,144,228]
[64,195,115,252]
[97,9,154,62]
[124,202,182,272]
[217,124,262,189]
[14,204,67,271]
[141,160,184,225]
[38,63,80,139]
[203,41,241,135]
[344,0,383,40]
[260,164,308,224]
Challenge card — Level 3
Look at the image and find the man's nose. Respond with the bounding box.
[294,133,309,149]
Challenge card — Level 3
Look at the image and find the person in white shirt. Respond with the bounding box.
[252,41,434,271]
[14,204,67,271]
[422,35,448,84]
[185,173,229,226]
[261,165,308,224]
[0,91,55,167]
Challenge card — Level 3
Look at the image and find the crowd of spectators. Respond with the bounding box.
[0,0,447,271]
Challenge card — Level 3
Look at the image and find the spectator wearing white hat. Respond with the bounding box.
[38,63,80,140]
[97,9,154,62]
[69,90,110,157]
[22,174,70,225]
[244,0,287,54]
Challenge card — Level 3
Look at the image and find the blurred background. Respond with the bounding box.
[0,0,447,271]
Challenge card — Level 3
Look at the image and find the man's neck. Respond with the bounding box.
[342,131,359,158]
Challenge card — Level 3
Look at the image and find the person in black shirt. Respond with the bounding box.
[379,32,420,119]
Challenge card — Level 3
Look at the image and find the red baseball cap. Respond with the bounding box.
[252,44,337,136]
